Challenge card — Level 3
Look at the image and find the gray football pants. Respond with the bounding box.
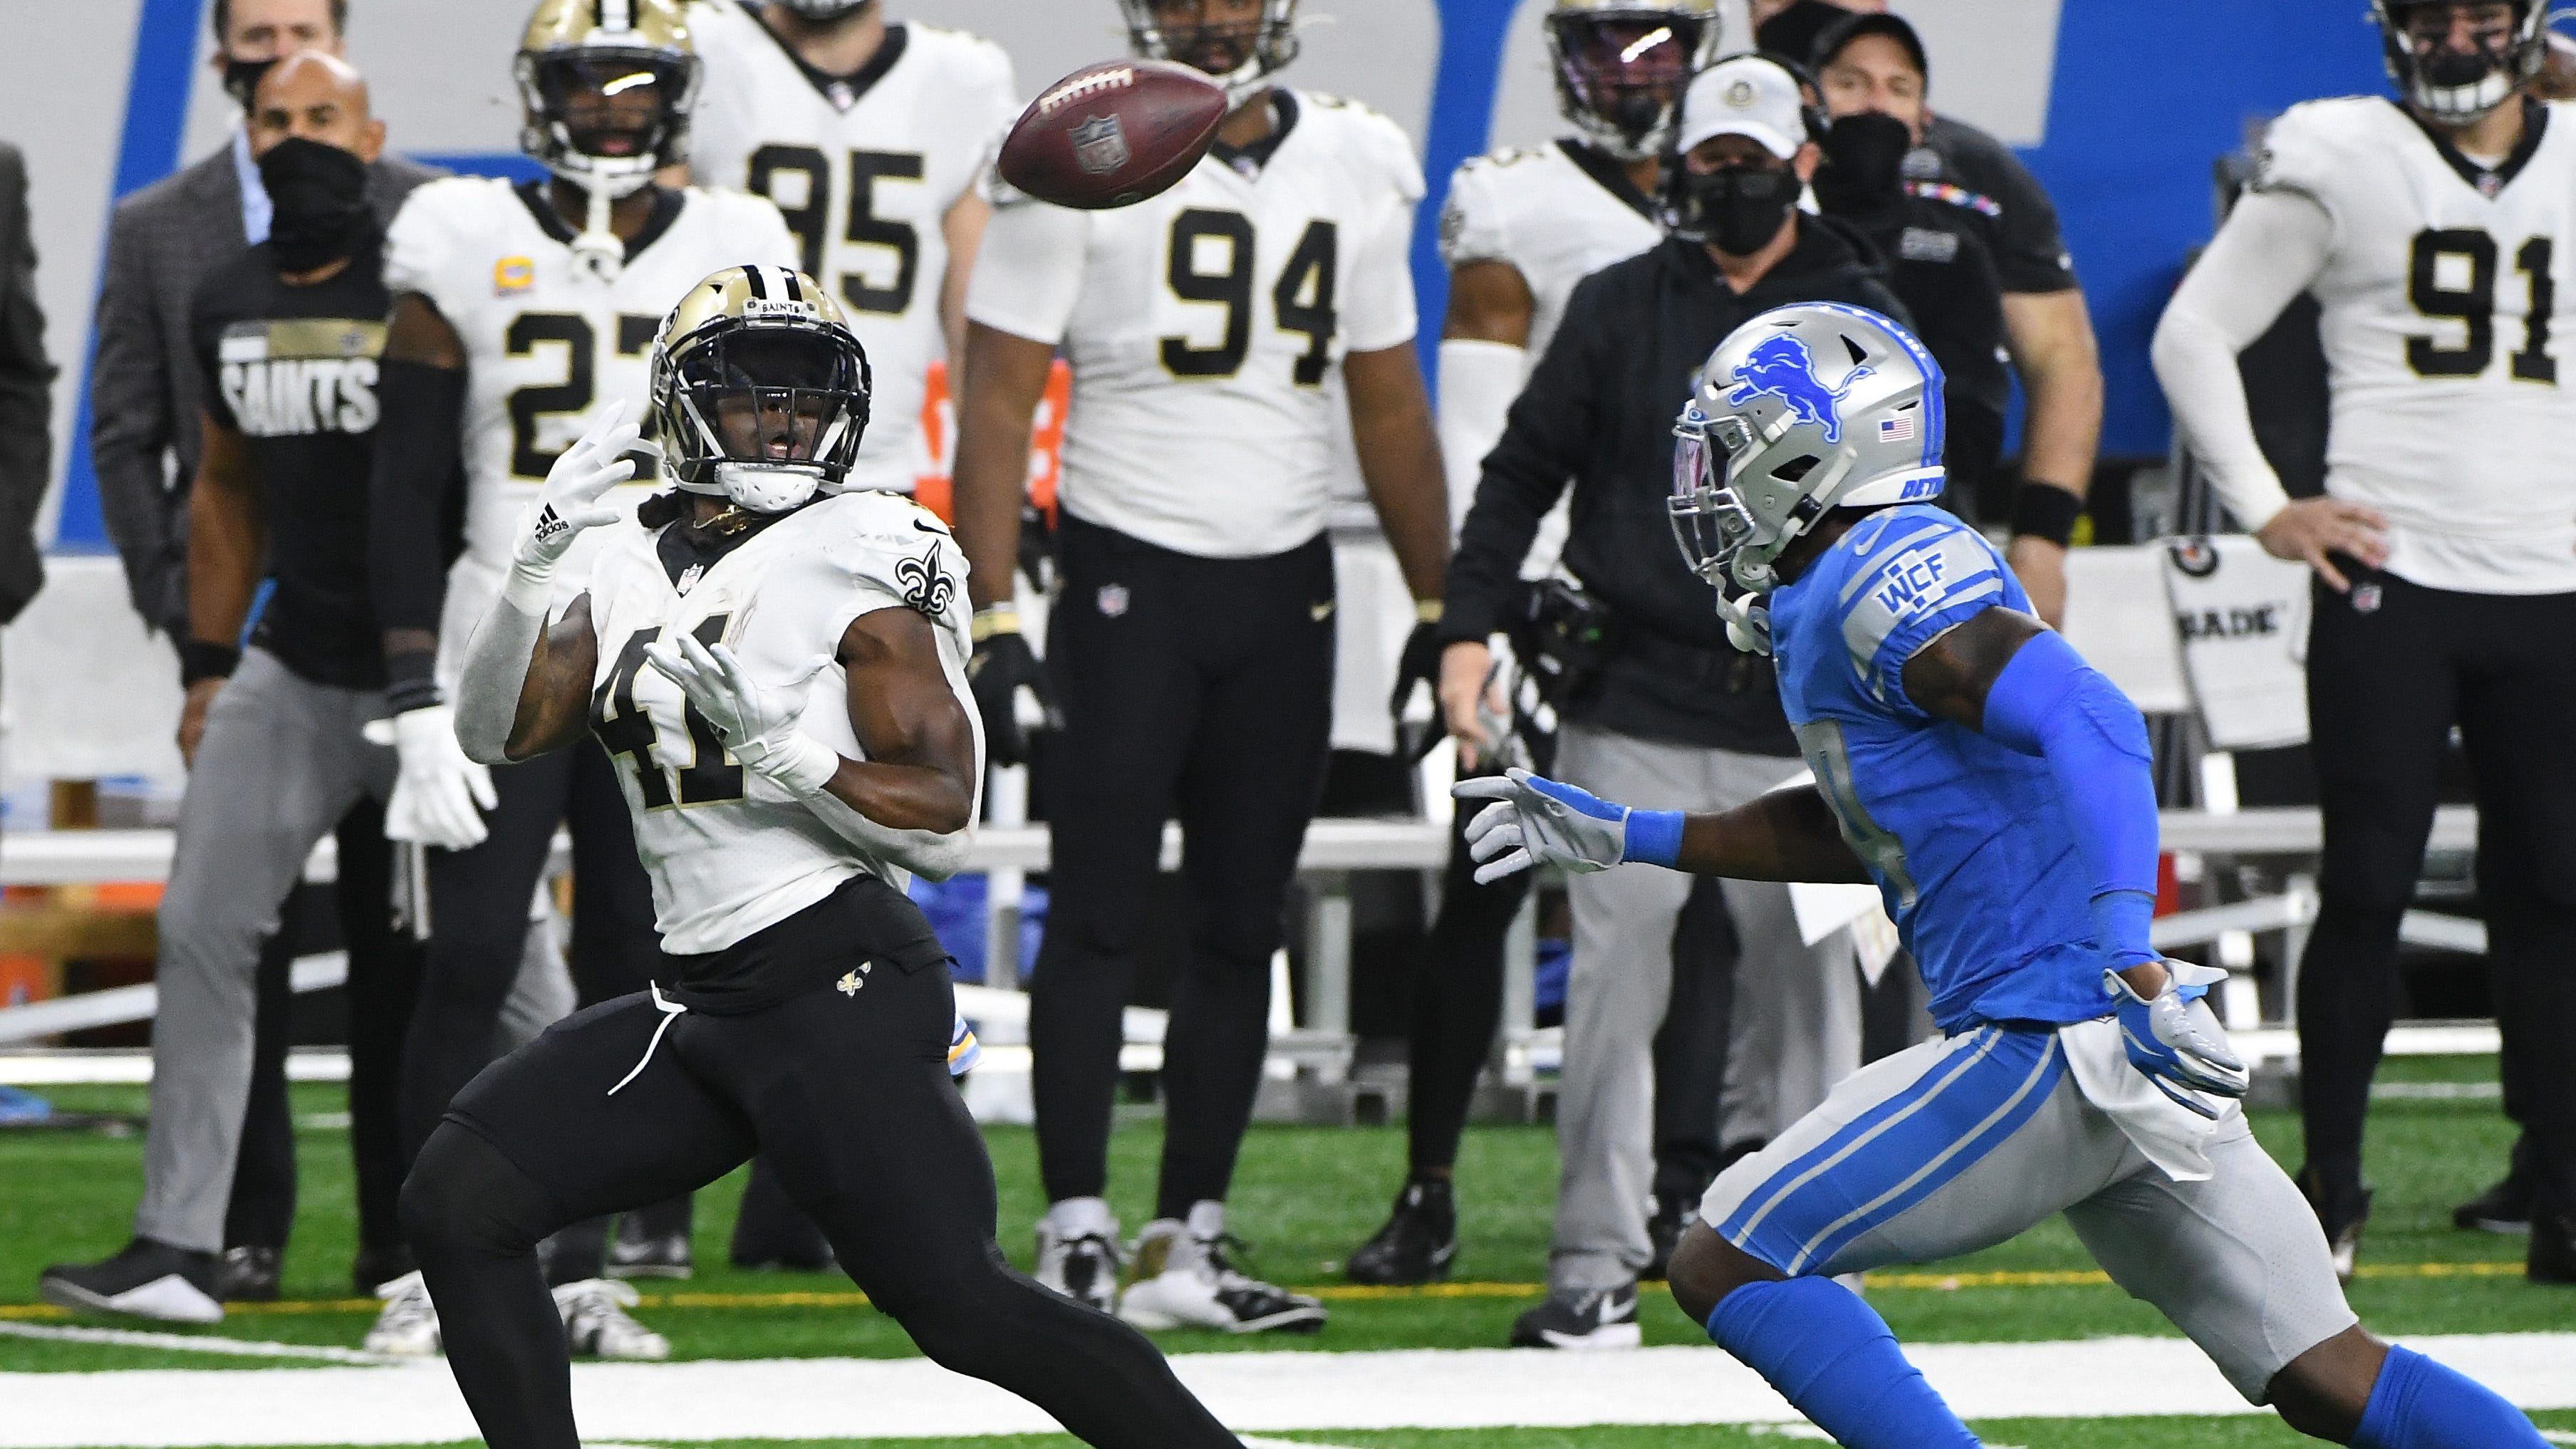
[1549,724,1860,1292]
[135,650,568,1253]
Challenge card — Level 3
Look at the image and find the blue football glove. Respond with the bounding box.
[1451,768,1683,886]
[2103,961,2250,1118]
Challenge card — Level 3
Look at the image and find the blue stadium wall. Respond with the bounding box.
[29,0,2390,550]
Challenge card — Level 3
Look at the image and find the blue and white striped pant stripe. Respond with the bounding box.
[1714,1025,2067,1275]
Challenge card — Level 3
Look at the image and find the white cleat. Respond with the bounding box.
[554,1277,670,1361]
[363,1271,443,1357]
[1117,1220,1325,1334]
[1034,1217,1123,1315]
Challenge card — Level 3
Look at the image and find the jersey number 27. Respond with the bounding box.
[594,617,749,810]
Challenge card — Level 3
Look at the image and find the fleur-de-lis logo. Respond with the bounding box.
[898,542,955,618]
[836,961,874,996]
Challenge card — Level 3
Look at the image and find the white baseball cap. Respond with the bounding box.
[1676,54,1809,160]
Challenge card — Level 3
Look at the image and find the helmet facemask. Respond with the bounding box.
[2374,0,2545,125]
[1547,7,1720,162]
[662,325,872,515]
[1120,0,1300,108]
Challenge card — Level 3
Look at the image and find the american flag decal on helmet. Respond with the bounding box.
[1879,414,1916,444]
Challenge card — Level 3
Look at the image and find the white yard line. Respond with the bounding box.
[0,1321,400,1366]
[0,1334,2568,1446]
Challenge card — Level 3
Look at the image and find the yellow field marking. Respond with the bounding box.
[0,1259,2528,1324]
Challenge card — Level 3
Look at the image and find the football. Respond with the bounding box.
[997,59,1229,211]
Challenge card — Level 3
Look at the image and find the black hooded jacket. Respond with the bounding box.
[1440,217,1910,756]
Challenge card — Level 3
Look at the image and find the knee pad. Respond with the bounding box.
[400,1123,561,1256]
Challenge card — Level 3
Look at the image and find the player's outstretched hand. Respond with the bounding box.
[514,400,653,577]
[645,633,833,785]
[2104,961,2251,1118]
[1452,768,1676,886]
[966,620,1049,769]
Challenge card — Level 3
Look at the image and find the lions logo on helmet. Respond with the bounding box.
[1670,305,1945,651]
[650,265,875,516]
[1118,0,1300,106]
[1545,1,1725,162]
[516,0,702,199]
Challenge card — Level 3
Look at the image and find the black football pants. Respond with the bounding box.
[1032,517,1336,1217]
[402,950,1239,1449]
[2300,568,2576,1213]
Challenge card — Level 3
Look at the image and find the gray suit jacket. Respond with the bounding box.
[89,145,441,635]
[0,144,51,625]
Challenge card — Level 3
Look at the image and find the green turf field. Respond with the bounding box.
[0,1052,2562,1376]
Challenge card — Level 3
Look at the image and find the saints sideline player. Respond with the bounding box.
[686,0,1017,494]
[953,0,1453,1334]
[411,262,1245,1449]
[2155,0,2576,1284]
[363,0,796,1357]
[1464,301,2559,1449]
[1349,0,1725,1294]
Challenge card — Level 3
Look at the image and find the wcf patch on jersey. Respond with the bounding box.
[494,257,536,295]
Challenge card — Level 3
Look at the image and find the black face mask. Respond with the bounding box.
[224,56,279,110]
[1681,165,1799,257]
[257,137,373,273]
[1814,110,1913,217]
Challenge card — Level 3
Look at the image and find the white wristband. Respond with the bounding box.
[502,560,555,616]
[750,729,841,797]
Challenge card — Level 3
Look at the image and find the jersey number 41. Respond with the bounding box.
[593,618,751,810]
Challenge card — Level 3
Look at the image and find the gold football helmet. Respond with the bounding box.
[1119,0,1300,107]
[516,0,701,198]
[650,266,874,515]
[1547,0,1723,161]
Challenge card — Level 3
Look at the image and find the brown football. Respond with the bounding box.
[997,59,1230,212]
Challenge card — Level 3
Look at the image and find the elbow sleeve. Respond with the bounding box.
[372,360,467,638]
[1435,338,1526,541]
[1979,629,2159,904]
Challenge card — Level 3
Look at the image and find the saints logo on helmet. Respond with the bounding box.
[1118,0,1301,108]
[1669,305,1945,652]
[1547,1,1723,162]
[516,0,702,199]
[650,266,874,516]
[2372,0,2546,125]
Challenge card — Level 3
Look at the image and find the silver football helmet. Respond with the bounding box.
[1670,303,1946,653]
[2372,0,2546,125]
[773,0,872,19]
[1120,0,1300,107]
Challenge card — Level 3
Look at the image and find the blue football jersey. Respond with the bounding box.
[1769,505,2110,1030]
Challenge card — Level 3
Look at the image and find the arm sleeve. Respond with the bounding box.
[2150,187,2334,534]
[88,206,184,630]
[964,199,1089,346]
[1978,627,2161,967]
[369,355,467,641]
[1436,338,1527,539]
[1439,274,1601,643]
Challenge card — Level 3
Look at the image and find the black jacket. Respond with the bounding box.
[1827,189,2008,507]
[0,144,50,625]
[1441,218,1908,755]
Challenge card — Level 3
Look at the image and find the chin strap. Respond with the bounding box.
[571,184,623,285]
[1715,589,1772,656]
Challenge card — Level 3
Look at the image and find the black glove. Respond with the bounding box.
[967,616,1050,768]
[1389,618,1449,762]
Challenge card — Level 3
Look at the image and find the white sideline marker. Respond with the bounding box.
[0,1321,404,1366]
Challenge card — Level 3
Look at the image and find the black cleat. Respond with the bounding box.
[40,1238,223,1324]
[2530,1207,2576,1286]
[1643,1195,1700,1283]
[2453,1138,2535,1235]
[2297,1165,2372,1284]
[1509,1282,1641,1351]
[214,1245,281,1303]
[1346,1177,1457,1287]
[607,1220,694,1280]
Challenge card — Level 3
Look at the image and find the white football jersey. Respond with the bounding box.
[968,90,1425,559]
[383,176,799,680]
[689,7,1019,494]
[2257,97,2576,592]
[578,491,981,953]
[1440,139,1663,363]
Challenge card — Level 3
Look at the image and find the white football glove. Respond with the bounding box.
[2104,961,2251,1118]
[1450,768,1639,886]
[643,633,838,794]
[508,400,649,601]
[378,705,497,851]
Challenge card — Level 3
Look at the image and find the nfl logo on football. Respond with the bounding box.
[1071,115,1132,177]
